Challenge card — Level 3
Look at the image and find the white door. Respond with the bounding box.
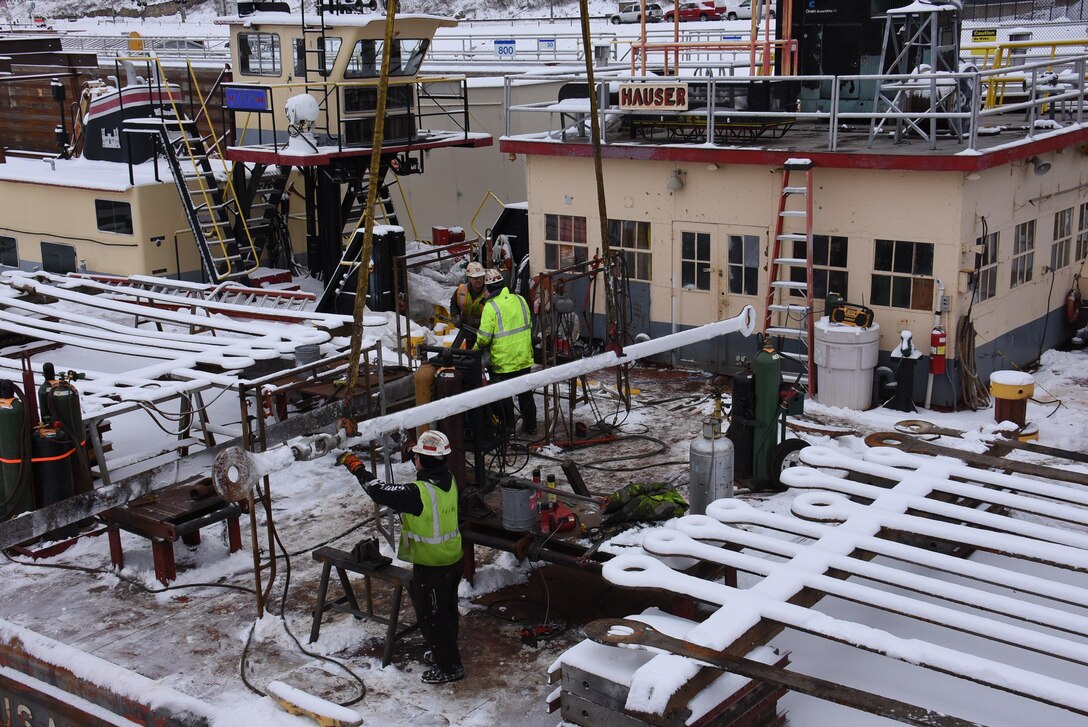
[673,223,722,327]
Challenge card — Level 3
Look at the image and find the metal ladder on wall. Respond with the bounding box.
[117,56,262,284]
[158,117,261,283]
[762,158,816,395]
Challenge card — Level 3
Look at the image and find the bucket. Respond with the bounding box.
[294,344,320,367]
[501,484,535,531]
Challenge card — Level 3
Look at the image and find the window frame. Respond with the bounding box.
[1077,202,1088,262]
[544,213,588,270]
[238,32,282,77]
[0,236,17,268]
[727,233,760,296]
[1010,220,1035,289]
[344,38,430,79]
[680,230,712,292]
[95,199,134,235]
[870,238,935,311]
[790,234,848,301]
[974,230,999,302]
[1051,207,1072,271]
[607,219,651,282]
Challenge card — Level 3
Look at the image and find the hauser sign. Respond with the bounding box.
[619,83,689,111]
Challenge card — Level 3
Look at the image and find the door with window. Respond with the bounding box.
[674,223,719,327]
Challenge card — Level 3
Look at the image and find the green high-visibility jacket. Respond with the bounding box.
[399,476,462,566]
[475,288,533,373]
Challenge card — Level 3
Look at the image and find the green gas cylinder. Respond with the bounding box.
[753,343,781,488]
[38,364,90,495]
[38,362,56,426]
[0,379,34,518]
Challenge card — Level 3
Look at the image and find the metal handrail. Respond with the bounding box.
[227,73,474,154]
[503,51,1088,153]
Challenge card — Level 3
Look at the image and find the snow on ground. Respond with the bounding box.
[2,331,1086,725]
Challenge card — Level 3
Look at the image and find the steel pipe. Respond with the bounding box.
[216,306,756,488]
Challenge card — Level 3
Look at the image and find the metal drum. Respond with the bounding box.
[501,484,535,531]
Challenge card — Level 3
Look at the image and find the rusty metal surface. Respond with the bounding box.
[101,479,240,543]
[864,431,1088,487]
[893,419,1088,465]
[584,619,984,727]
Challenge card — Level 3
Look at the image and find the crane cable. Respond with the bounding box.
[347,0,399,396]
[578,0,632,413]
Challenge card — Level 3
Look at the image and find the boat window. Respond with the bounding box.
[40,242,77,274]
[0,236,16,268]
[607,219,651,281]
[727,234,759,295]
[544,214,587,269]
[1051,207,1073,271]
[294,36,342,77]
[1010,220,1035,289]
[871,239,934,310]
[344,38,429,78]
[1077,203,1088,262]
[680,231,711,291]
[238,32,281,76]
[974,231,999,303]
[791,235,848,301]
[95,200,134,235]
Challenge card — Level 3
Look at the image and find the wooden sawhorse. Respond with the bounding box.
[308,546,417,667]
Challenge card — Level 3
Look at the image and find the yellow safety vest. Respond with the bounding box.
[399,476,462,566]
[453,283,489,324]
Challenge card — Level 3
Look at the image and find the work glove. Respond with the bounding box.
[336,451,373,482]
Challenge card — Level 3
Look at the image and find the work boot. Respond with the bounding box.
[521,422,537,436]
[422,650,435,666]
[421,664,465,684]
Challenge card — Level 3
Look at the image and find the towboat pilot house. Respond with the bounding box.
[0,0,488,304]
[502,0,1088,406]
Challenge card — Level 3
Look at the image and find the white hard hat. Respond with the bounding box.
[465,261,486,278]
[412,430,452,457]
[484,268,505,285]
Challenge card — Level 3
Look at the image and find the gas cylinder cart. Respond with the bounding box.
[726,342,808,492]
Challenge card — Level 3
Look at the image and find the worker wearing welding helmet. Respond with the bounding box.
[336,429,465,684]
[474,268,537,435]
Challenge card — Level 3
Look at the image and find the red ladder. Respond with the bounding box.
[762,158,816,395]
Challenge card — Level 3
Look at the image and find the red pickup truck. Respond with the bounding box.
[664,2,723,22]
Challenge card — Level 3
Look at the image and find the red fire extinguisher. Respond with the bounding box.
[930,327,947,375]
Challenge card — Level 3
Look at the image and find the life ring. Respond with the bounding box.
[1066,287,1082,323]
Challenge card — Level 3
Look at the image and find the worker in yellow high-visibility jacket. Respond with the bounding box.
[474,269,536,435]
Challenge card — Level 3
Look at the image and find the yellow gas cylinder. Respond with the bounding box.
[989,370,1036,440]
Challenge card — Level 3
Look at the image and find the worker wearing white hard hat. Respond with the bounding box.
[449,261,489,345]
[336,429,465,684]
[475,268,537,436]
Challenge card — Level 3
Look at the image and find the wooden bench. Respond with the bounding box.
[308,546,417,667]
[100,477,243,584]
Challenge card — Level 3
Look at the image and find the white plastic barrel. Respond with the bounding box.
[813,318,881,410]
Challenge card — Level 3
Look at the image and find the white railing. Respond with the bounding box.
[504,52,1088,152]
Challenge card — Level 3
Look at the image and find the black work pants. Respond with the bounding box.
[410,558,464,672]
[491,367,536,432]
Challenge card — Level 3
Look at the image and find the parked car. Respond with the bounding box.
[723,0,775,20]
[664,2,723,22]
[610,2,664,24]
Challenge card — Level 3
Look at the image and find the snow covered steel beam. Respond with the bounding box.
[231,306,756,484]
[350,305,755,442]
